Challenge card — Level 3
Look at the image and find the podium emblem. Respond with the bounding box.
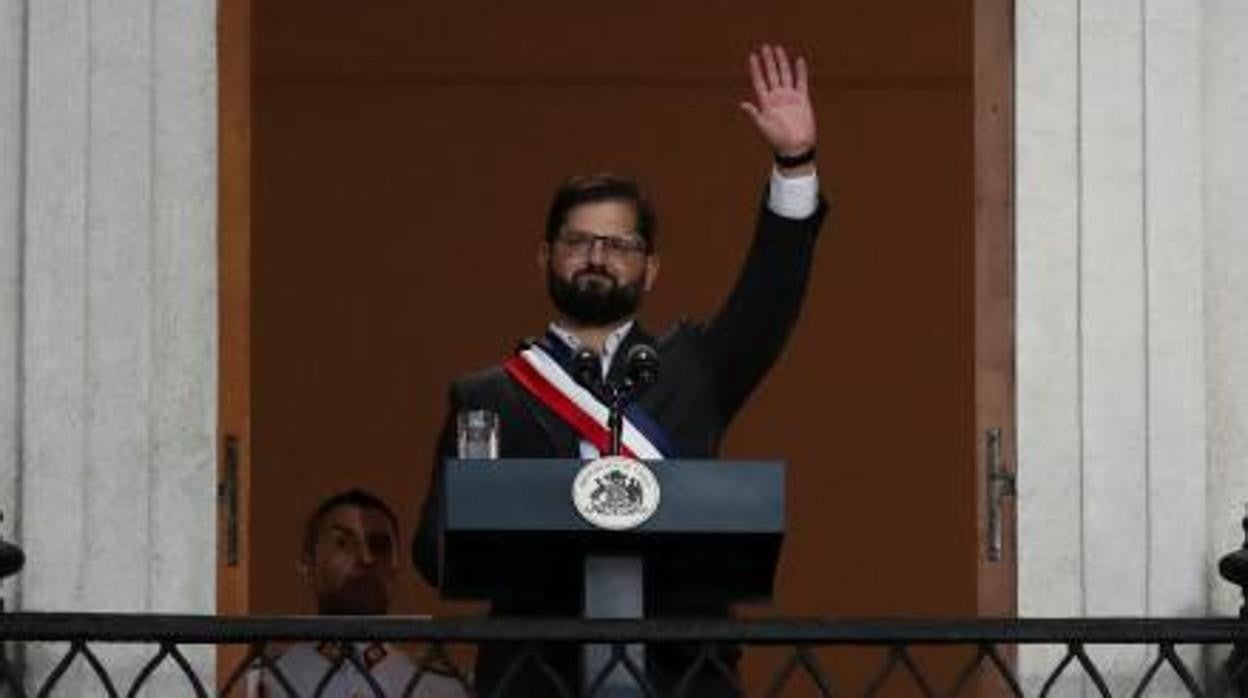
[572,456,661,530]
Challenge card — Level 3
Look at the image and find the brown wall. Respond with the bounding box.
[248,0,977,640]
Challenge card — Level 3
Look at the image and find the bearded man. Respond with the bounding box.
[414,43,827,697]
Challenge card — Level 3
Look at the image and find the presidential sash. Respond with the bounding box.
[503,340,673,459]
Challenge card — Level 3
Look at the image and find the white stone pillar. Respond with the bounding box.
[1016,0,1084,690]
[0,0,25,614]
[1018,0,1210,693]
[1,0,218,691]
[147,0,220,619]
[1142,0,1208,623]
[1205,0,1248,620]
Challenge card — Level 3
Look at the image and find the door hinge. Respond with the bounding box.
[986,427,1016,562]
[219,435,241,567]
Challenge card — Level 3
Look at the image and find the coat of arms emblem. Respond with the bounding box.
[572,456,660,530]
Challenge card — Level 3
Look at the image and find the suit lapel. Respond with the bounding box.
[505,372,580,456]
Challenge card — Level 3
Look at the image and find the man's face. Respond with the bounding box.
[303,505,397,615]
[541,200,660,327]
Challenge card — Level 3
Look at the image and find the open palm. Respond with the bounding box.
[740,44,816,157]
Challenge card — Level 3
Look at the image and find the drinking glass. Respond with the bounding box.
[457,410,499,459]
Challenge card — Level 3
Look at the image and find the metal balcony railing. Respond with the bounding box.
[4,509,1248,696]
[1,613,1247,697]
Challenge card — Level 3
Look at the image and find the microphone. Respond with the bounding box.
[625,344,660,391]
[572,348,601,392]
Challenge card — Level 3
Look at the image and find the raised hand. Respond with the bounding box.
[740,44,816,159]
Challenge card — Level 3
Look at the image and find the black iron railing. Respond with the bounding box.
[0,613,1247,697]
[2,513,1248,696]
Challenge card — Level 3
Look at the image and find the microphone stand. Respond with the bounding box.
[584,350,655,697]
[606,344,658,457]
[606,383,630,457]
[574,346,634,458]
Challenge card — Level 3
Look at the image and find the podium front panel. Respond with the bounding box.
[440,459,784,604]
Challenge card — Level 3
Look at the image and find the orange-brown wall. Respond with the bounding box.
[249,0,977,640]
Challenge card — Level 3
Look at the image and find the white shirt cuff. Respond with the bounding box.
[767,168,819,219]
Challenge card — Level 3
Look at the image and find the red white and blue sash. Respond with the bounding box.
[503,340,673,459]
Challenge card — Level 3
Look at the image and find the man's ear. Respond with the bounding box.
[643,255,660,292]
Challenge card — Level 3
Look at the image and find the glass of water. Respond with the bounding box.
[457,409,499,459]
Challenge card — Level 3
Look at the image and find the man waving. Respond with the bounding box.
[415,44,827,697]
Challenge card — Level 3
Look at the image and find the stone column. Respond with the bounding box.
[1205,0,1248,622]
[1017,0,1210,693]
[0,0,25,613]
[0,0,218,691]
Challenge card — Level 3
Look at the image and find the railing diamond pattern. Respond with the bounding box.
[0,614,1245,696]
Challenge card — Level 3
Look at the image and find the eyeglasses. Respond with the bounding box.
[556,230,648,258]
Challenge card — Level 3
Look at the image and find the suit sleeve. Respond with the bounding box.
[412,386,460,587]
[701,194,827,421]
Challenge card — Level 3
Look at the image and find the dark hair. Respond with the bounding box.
[544,173,658,252]
[301,488,399,561]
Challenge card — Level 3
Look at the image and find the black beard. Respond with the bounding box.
[547,267,644,326]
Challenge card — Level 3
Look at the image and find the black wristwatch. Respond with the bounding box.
[774,147,816,168]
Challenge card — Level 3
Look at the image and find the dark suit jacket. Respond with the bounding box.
[414,198,826,696]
